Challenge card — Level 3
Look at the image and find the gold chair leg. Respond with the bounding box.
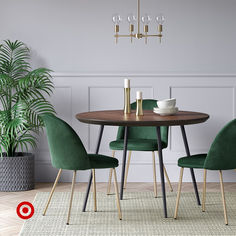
[43,168,62,216]
[202,169,207,212]
[66,170,76,225]
[92,169,97,212]
[174,167,184,219]
[152,151,158,198]
[156,151,173,192]
[124,151,132,189]
[113,168,122,220]
[164,166,173,192]
[107,150,115,195]
[219,170,228,225]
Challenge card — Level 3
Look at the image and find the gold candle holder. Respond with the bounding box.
[115,25,119,33]
[158,24,163,43]
[124,88,131,114]
[144,25,149,33]
[130,24,134,32]
[136,98,143,116]
[130,24,134,43]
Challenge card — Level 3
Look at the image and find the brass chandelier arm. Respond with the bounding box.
[145,34,162,37]
[115,34,136,38]
[115,34,162,38]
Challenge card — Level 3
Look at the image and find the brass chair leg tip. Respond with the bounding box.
[119,218,122,220]
[66,223,69,225]
[174,217,177,220]
[226,224,228,226]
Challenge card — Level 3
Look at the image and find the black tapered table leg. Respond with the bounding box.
[180,125,201,206]
[156,127,168,218]
[82,125,104,212]
[120,126,128,200]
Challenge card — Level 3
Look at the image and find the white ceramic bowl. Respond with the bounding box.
[157,98,176,109]
[153,107,178,116]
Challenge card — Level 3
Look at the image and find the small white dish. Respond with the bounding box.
[157,98,176,109]
[153,107,178,116]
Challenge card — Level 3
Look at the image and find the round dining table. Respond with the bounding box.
[76,110,209,218]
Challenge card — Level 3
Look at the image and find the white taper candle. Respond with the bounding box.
[136,91,142,100]
[124,79,130,88]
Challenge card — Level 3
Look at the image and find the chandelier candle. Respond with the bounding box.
[124,79,131,114]
[136,91,143,116]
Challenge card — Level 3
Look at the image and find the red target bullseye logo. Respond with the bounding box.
[16,201,34,219]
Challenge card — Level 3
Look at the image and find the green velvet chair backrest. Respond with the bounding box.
[41,114,91,170]
[204,119,236,170]
[116,99,169,145]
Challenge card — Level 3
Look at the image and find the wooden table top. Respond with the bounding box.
[76,110,209,127]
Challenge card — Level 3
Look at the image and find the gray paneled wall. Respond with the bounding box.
[35,74,236,182]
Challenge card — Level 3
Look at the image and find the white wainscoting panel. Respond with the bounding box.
[36,86,72,156]
[35,74,236,183]
[170,86,235,152]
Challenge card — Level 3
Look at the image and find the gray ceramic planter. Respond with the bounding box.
[0,153,34,191]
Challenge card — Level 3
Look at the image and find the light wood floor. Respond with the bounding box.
[1,182,236,236]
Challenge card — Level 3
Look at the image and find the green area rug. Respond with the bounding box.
[20,191,236,235]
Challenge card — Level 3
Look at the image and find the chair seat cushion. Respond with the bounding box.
[88,154,118,169]
[178,154,207,169]
[109,139,167,151]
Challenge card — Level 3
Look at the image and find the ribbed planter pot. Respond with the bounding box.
[0,153,34,191]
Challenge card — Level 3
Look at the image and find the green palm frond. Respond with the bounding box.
[0,40,55,157]
[15,133,37,153]
[0,134,10,156]
[0,110,11,130]
[0,101,28,137]
[0,73,14,87]
[17,68,54,100]
[7,101,28,136]
[0,40,30,78]
[26,98,55,131]
[0,74,15,109]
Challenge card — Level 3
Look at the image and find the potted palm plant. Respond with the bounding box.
[0,40,55,191]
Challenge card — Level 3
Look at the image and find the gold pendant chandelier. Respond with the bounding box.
[112,0,164,44]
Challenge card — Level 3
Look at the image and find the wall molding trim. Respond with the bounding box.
[51,72,236,78]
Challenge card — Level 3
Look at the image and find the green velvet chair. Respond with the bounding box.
[107,99,173,198]
[41,114,122,225]
[174,119,236,225]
